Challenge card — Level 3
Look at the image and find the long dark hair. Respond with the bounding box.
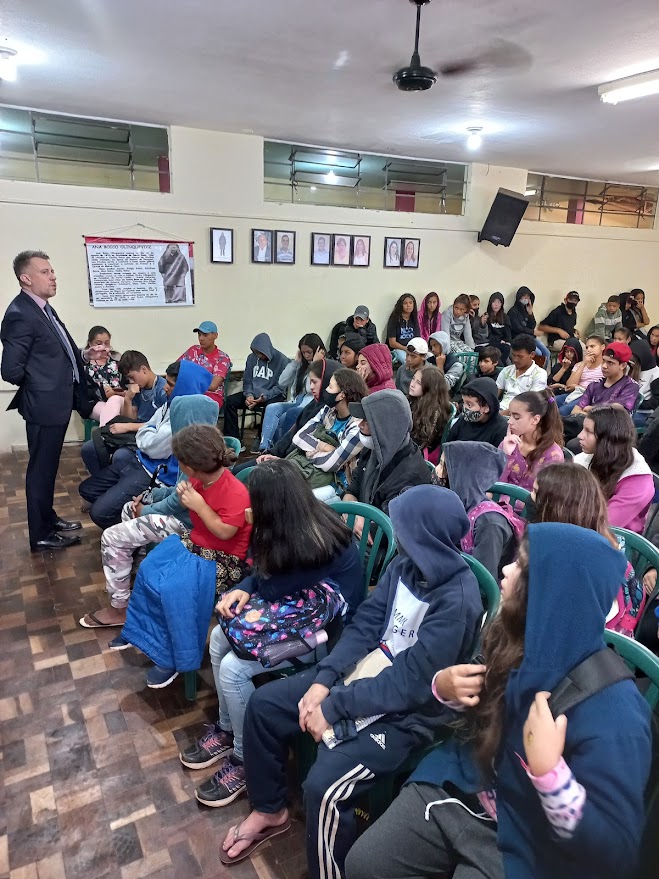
[586,406,636,499]
[486,292,507,324]
[410,367,452,450]
[387,294,419,335]
[534,463,617,547]
[295,333,325,397]
[248,460,353,576]
[512,389,564,467]
[87,325,111,346]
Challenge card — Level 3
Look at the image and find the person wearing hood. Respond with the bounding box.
[441,294,474,352]
[220,486,483,875]
[338,333,365,369]
[427,330,464,390]
[439,441,523,580]
[78,393,220,629]
[445,378,509,447]
[79,360,213,529]
[346,523,651,879]
[548,337,583,392]
[469,295,490,348]
[356,343,396,393]
[222,332,290,451]
[342,389,432,532]
[509,286,551,365]
[344,305,379,347]
[587,295,622,340]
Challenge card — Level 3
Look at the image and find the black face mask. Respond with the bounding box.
[322,389,340,407]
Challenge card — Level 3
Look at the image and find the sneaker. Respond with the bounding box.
[239,443,246,453]
[145,664,179,688]
[249,436,261,454]
[108,635,131,651]
[179,724,234,770]
[195,756,246,807]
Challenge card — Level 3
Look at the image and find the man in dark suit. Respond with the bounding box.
[1,250,95,551]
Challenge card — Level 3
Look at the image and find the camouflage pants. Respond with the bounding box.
[100,502,184,608]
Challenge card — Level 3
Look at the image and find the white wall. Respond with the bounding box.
[1,126,658,451]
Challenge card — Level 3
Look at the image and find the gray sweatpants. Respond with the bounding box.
[345,782,503,879]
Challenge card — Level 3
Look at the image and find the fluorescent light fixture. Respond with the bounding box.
[466,127,483,151]
[598,69,659,104]
[325,169,336,182]
[0,48,18,82]
[310,186,317,191]
[525,188,537,196]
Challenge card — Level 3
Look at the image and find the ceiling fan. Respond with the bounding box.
[393,0,531,92]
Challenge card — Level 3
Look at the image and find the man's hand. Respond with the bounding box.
[216,589,251,619]
[432,665,487,707]
[176,481,205,513]
[109,422,132,435]
[245,394,255,409]
[298,683,330,732]
[305,705,331,742]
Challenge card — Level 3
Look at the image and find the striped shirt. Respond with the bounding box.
[293,406,363,479]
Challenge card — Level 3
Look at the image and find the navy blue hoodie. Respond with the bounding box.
[243,332,290,402]
[314,485,483,739]
[411,523,652,879]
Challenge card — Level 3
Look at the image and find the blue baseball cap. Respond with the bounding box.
[193,321,217,334]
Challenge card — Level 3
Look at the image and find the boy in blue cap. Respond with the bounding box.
[178,320,231,408]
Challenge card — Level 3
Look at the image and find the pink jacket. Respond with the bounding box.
[361,343,396,393]
[574,449,655,534]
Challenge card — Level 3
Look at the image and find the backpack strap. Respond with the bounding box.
[548,648,634,717]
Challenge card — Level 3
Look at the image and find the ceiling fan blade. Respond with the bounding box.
[438,39,532,78]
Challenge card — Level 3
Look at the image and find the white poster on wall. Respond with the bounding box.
[84,237,195,308]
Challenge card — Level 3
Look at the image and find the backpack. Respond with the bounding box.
[461,500,526,555]
[219,579,346,669]
[606,563,647,638]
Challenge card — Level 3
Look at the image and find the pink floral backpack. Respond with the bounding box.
[461,500,526,555]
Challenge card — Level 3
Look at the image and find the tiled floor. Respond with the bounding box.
[0,443,306,879]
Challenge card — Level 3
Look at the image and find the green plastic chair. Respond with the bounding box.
[233,466,256,485]
[489,481,533,519]
[440,403,457,446]
[84,418,99,441]
[610,526,659,580]
[327,501,396,596]
[642,472,659,542]
[455,351,480,385]
[224,436,242,456]
[462,552,500,634]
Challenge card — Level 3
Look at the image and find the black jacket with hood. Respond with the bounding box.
[508,286,537,338]
[344,314,379,346]
[445,377,508,447]
[346,389,432,514]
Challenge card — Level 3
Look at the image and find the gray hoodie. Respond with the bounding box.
[359,389,415,505]
[243,332,290,401]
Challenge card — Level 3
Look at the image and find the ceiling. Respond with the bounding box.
[2,0,659,184]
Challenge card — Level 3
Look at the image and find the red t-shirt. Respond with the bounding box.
[189,470,251,558]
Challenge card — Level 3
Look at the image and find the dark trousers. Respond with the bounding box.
[25,421,68,544]
[78,447,151,529]
[81,439,102,477]
[243,670,422,879]
[222,392,285,439]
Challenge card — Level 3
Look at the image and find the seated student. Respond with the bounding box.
[499,390,564,491]
[79,361,212,529]
[345,524,651,879]
[179,460,364,806]
[648,324,659,362]
[575,405,654,533]
[630,288,650,330]
[508,286,551,366]
[178,320,231,409]
[82,325,125,425]
[343,390,433,528]
[445,377,508,447]
[538,291,581,351]
[587,295,622,340]
[78,393,220,628]
[344,305,379,347]
[394,337,428,396]
[496,335,548,415]
[427,331,464,390]
[387,294,420,365]
[620,290,649,336]
[220,485,484,871]
[356,343,396,393]
[258,333,325,453]
[441,294,474,352]
[481,292,512,364]
[548,337,582,396]
[408,365,452,464]
[475,345,502,379]
[289,368,369,501]
[338,333,365,369]
[418,292,441,341]
[113,424,252,688]
[556,334,604,415]
[439,441,522,580]
[222,332,289,452]
[469,295,490,349]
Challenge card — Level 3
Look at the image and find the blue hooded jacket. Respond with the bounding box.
[314,485,483,739]
[410,523,652,879]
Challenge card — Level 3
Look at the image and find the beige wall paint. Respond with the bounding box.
[1,127,658,451]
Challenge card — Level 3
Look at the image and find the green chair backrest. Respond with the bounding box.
[642,472,659,541]
[327,500,396,595]
[489,482,533,520]
[440,402,458,445]
[455,351,480,391]
[603,629,659,711]
[610,526,659,580]
[461,552,500,631]
[224,436,242,456]
[234,466,255,485]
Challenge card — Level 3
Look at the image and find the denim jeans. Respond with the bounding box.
[535,340,550,365]
[259,395,311,450]
[393,349,406,365]
[81,439,103,477]
[79,447,152,530]
[210,624,318,761]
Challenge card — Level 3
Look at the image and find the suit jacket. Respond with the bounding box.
[1,291,95,425]
[253,244,272,262]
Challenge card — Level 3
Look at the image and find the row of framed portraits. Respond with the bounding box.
[210,228,421,268]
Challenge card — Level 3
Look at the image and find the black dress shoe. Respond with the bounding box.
[54,517,82,532]
[30,533,81,553]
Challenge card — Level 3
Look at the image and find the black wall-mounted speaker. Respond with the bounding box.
[478,188,529,247]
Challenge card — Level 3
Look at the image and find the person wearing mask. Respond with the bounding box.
[338,334,365,369]
[356,343,396,393]
[587,295,622,340]
[222,333,290,452]
[344,305,379,346]
[394,337,428,396]
[79,360,213,529]
[538,291,581,351]
[445,378,509,447]
[220,486,483,874]
[408,365,453,464]
[482,292,512,364]
[499,391,564,492]
[441,294,474,352]
[418,292,441,341]
[508,286,551,365]
[496,335,548,415]
[178,321,231,410]
[427,331,464,390]
[387,294,420,364]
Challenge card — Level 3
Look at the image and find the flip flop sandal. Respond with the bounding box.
[79,611,124,629]
[219,820,291,866]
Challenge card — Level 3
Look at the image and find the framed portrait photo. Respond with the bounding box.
[275,230,296,264]
[332,234,351,267]
[351,235,371,267]
[402,238,421,269]
[210,228,233,264]
[384,237,402,268]
[252,229,273,264]
[311,232,332,266]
